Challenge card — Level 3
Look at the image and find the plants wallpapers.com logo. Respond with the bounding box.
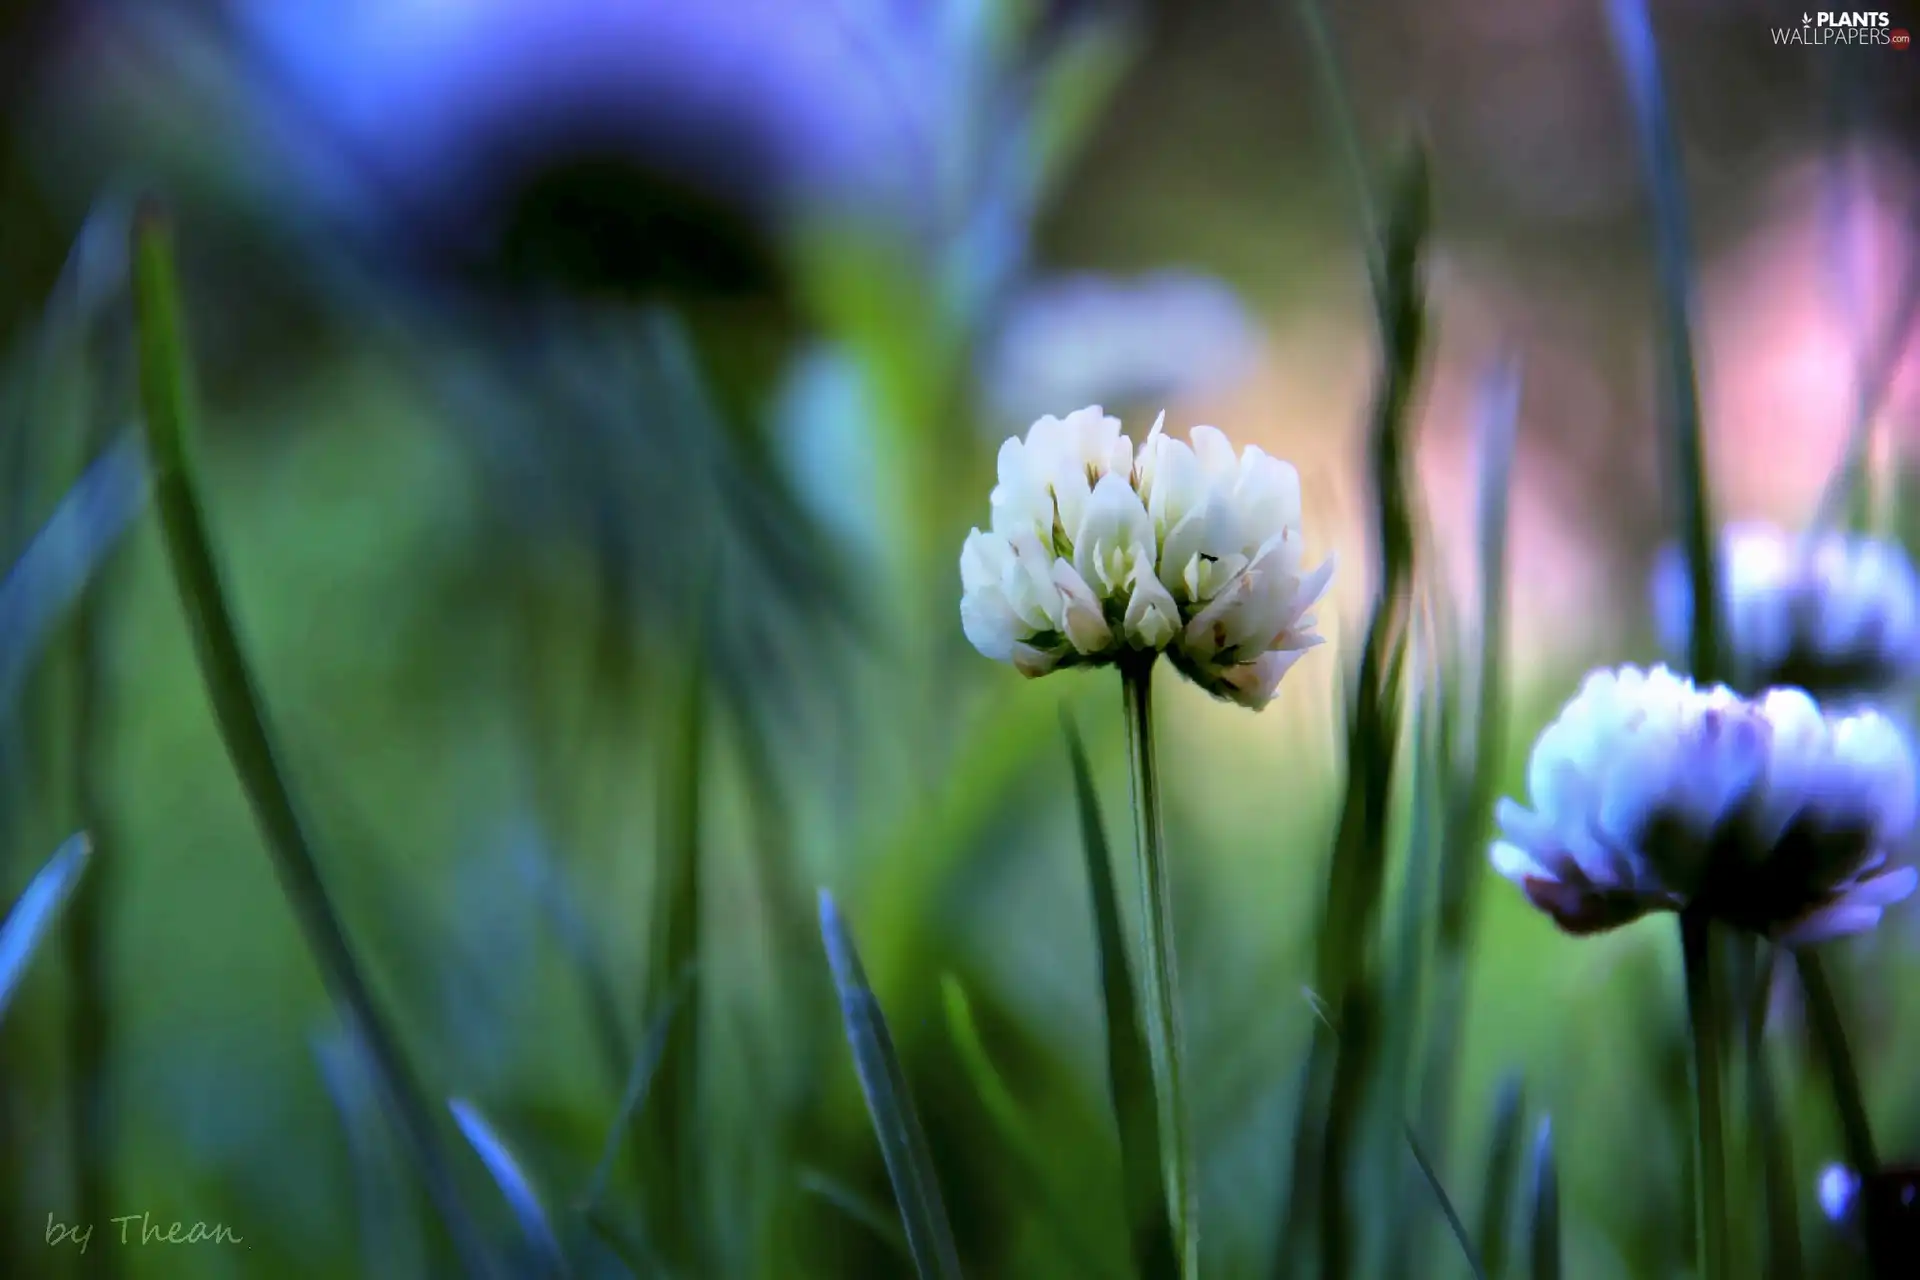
[1773,11,1912,43]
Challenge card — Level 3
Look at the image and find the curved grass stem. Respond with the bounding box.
[1121,654,1195,1278]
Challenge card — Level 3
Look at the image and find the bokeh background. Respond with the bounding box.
[2,0,1918,1276]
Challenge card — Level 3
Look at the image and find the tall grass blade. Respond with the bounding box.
[1793,952,1877,1176]
[1526,1118,1560,1280]
[130,204,500,1279]
[1603,0,1718,684]
[639,651,708,1272]
[581,966,694,1215]
[0,833,91,1024]
[818,890,964,1280]
[1404,1122,1490,1280]
[1290,0,1382,286]
[799,1168,912,1261]
[1417,358,1521,1239]
[940,975,1118,1278]
[450,1099,571,1279]
[1282,137,1428,1280]
[1605,5,1730,1273]
[313,1028,426,1278]
[1378,604,1449,1276]
[1063,711,1177,1280]
[0,433,147,720]
[1809,211,1920,536]
[514,828,630,1090]
[1475,1075,1527,1280]
[1745,952,1802,1280]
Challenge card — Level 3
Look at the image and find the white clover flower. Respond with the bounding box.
[1652,522,1920,699]
[1491,665,1918,945]
[959,406,1334,709]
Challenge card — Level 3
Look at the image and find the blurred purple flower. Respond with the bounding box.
[233,0,967,290]
[979,271,1262,427]
[1821,1162,1861,1225]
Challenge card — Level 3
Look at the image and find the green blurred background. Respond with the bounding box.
[1,0,1917,1275]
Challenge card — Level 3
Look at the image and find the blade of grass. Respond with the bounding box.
[1415,357,1521,1260]
[1284,138,1428,1280]
[1603,0,1719,686]
[640,649,707,1272]
[818,890,964,1280]
[0,432,147,720]
[580,966,695,1215]
[1475,1075,1527,1280]
[1404,1122,1490,1280]
[450,1099,571,1279]
[799,1167,912,1261]
[1745,951,1802,1280]
[1378,602,1450,1277]
[0,833,91,1024]
[1604,5,1728,1275]
[1063,711,1178,1280]
[314,1028,427,1279]
[1793,948,1884,1268]
[1808,210,1920,536]
[131,203,500,1280]
[1290,0,1383,288]
[514,827,630,1091]
[1526,1119,1560,1280]
[939,976,1121,1278]
[66,436,125,1280]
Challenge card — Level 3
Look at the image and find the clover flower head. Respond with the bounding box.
[959,407,1334,709]
[1653,522,1920,699]
[1491,665,1917,944]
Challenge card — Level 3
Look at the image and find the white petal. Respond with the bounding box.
[1124,557,1181,650]
[1051,560,1114,655]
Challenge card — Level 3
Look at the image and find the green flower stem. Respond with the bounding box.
[1120,652,1196,1278]
[1680,910,1728,1280]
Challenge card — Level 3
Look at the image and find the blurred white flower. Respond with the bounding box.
[980,272,1261,426]
[959,406,1333,709]
[1491,665,1918,944]
[1652,523,1920,700]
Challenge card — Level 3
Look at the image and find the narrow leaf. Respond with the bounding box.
[1294,137,1429,1280]
[1475,1075,1527,1280]
[581,967,695,1214]
[1745,952,1803,1280]
[0,434,147,719]
[0,833,91,1024]
[450,1099,570,1279]
[818,890,964,1280]
[1292,0,1383,287]
[131,204,500,1279]
[1063,712,1177,1279]
[638,651,706,1270]
[940,975,1119,1279]
[1526,1118,1561,1280]
[799,1168,911,1261]
[313,1028,426,1279]
[1603,0,1719,684]
[1404,1123,1490,1280]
